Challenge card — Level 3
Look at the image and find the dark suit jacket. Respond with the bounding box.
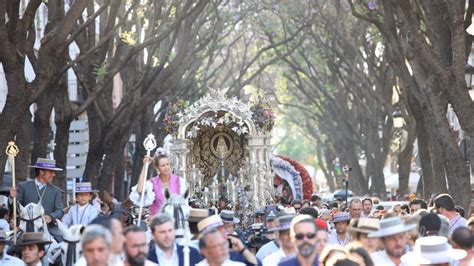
[17,180,64,221]
[148,242,203,266]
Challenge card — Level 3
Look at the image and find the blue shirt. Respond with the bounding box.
[278,256,318,266]
[0,251,25,265]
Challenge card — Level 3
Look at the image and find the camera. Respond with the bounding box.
[246,223,268,248]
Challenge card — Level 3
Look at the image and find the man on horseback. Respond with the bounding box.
[10,158,64,242]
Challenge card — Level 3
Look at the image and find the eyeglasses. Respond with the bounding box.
[295,233,316,240]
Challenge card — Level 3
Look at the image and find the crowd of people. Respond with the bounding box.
[0,155,474,266]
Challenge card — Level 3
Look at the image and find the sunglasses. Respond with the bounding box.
[295,233,316,240]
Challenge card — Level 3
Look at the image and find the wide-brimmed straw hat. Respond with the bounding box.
[348,218,380,236]
[189,208,209,223]
[332,212,351,223]
[368,217,417,238]
[75,182,98,193]
[29,158,63,171]
[17,232,52,246]
[220,210,240,224]
[400,236,466,265]
[197,215,224,233]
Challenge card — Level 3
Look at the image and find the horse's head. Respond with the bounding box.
[19,203,45,233]
[57,219,84,266]
[161,189,190,236]
[57,220,84,242]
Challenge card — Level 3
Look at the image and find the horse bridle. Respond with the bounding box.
[64,239,81,266]
[162,202,187,236]
[20,215,43,232]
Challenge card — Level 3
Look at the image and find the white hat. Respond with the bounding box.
[197,215,223,233]
[401,236,466,265]
[368,217,416,238]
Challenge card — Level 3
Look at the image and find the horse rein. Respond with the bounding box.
[20,215,43,232]
[162,202,188,238]
[64,239,81,266]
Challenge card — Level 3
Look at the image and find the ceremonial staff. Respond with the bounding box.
[137,134,157,226]
[6,141,19,245]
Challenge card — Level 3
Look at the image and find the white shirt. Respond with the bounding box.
[262,247,294,266]
[371,250,398,266]
[156,243,179,266]
[449,214,467,235]
[62,203,99,227]
[256,240,279,261]
[129,177,188,207]
[327,231,350,246]
[0,219,9,231]
[34,179,46,190]
[74,253,124,266]
[196,258,245,266]
[0,251,25,265]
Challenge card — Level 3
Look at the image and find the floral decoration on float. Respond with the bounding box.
[270,155,313,201]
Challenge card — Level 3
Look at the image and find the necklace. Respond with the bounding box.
[75,204,90,224]
[336,234,348,246]
[449,215,461,231]
[34,183,48,204]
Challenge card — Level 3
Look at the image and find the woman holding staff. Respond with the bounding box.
[130,148,187,217]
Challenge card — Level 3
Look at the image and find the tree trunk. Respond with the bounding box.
[30,91,55,177]
[15,113,32,182]
[427,80,471,211]
[415,118,437,198]
[53,87,73,203]
[345,146,369,195]
[398,120,416,196]
[316,144,336,192]
[97,133,129,195]
[114,150,125,200]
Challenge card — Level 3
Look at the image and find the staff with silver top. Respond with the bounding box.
[137,133,157,226]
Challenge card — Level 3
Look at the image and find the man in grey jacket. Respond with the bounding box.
[10,158,64,241]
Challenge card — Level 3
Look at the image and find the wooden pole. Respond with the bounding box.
[6,141,19,245]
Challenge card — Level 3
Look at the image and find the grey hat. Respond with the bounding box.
[268,214,295,232]
[220,210,240,224]
[255,207,265,216]
[266,210,277,221]
[368,217,417,238]
[332,212,351,223]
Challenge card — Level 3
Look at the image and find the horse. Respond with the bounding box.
[160,189,190,238]
[48,220,84,266]
[18,202,62,265]
[160,189,192,266]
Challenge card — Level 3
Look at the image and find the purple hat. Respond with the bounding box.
[29,158,63,171]
[75,182,98,193]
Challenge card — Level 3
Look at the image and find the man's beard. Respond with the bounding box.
[297,242,316,258]
[127,252,147,266]
[386,246,404,259]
